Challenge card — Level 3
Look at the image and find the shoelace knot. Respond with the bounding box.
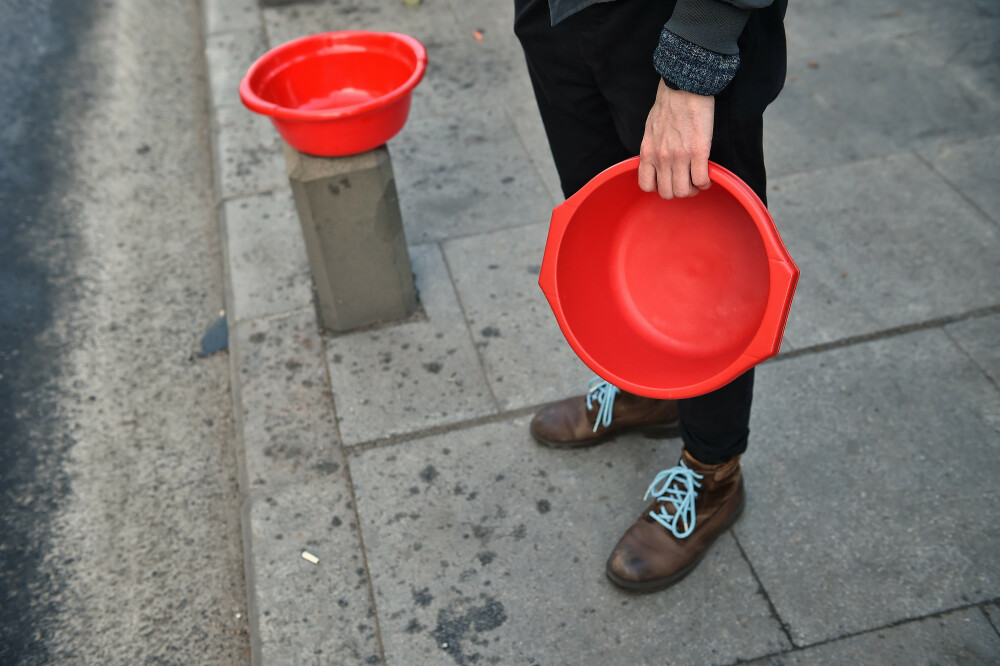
[644,461,704,539]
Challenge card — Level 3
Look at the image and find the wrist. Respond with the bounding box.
[653,29,740,96]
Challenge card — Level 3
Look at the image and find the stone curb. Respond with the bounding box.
[200,1,381,663]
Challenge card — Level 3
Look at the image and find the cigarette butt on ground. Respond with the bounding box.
[301,551,319,564]
[473,30,484,42]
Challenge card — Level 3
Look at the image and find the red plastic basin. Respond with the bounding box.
[239,31,427,156]
[539,157,799,399]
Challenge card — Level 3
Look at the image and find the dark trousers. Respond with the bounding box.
[515,0,786,464]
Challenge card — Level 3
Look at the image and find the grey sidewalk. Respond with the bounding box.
[200,0,1000,664]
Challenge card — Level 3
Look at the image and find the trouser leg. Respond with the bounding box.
[515,0,786,462]
[674,1,786,463]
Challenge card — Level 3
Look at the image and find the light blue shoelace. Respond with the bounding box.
[586,377,620,433]
[644,461,704,539]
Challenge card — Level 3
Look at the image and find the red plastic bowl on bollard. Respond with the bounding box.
[539,157,800,399]
[239,31,427,157]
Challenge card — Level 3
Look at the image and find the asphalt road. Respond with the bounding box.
[0,1,249,662]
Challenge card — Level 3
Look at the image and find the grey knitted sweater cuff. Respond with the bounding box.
[653,28,741,96]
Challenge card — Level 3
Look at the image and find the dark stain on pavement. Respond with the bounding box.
[420,464,439,484]
[471,523,494,545]
[432,595,508,666]
[412,586,434,607]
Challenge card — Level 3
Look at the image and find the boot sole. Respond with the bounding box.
[604,494,746,593]
[530,420,681,450]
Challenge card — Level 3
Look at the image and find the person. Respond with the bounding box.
[514,0,787,591]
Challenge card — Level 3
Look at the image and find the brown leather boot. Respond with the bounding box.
[529,380,679,449]
[606,449,744,591]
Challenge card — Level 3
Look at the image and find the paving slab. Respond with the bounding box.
[443,222,594,410]
[324,243,496,446]
[905,5,1000,103]
[391,103,554,243]
[221,191,313,324]
[764,38,1000,178]
[741,328,1000,646]
[504,86,564,205]
[783,0,981,58]
[243,478,381,665]
[946,314,1000,388]
[232,308,342,491]
[417,37,536,120]
[768,153,1000,350]
[456,0,581,202]
[203,0,261,37]
[212,104,287,201]
[444,0,518,52]
[204,28,267,110]
[749,608,1000,665]
[262,0,461,51]
[350,417,790,666]
[425,0,530,117]
[921,135,1000,228]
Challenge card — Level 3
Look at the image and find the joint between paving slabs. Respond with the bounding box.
[502,103,562,207]
[731,533,797,650]
[318,300,428,339]
[238,495,266,662]
[439,240,505,413]
[429,217,551,245]
[344,301,999,455]
[765,147,948,191]
[229,305,317,333]
[982,602,1000,638]
[343,404,541,456]
[215,183,290,208]
[771,304,1000,365]
[912,148,1000,231]
[339,456,389,665]
[315,327,390,664]
[750,597,1000,661]
[942,325,1000,394]
[260,9,279,52]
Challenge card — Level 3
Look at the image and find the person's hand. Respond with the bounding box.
[638,79,715,199]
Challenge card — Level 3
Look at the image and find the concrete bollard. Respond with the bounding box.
[283,143,418,333]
